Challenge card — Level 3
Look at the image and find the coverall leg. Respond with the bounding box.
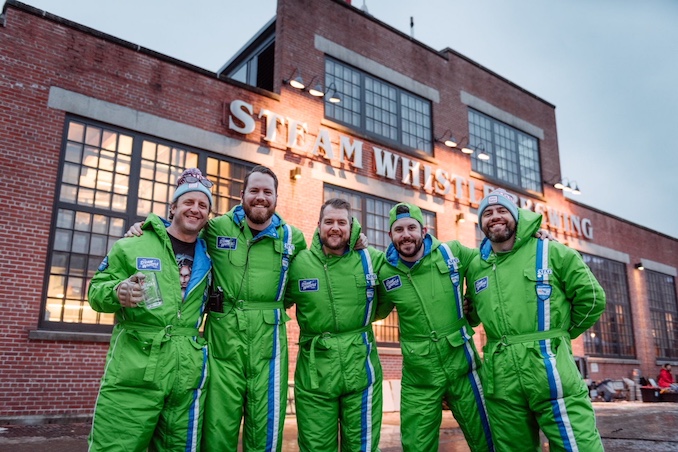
[339,379,383,451]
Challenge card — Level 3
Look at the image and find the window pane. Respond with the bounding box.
[325,58,432,154]
[469,109,541,192]
[45,118,248,331]
[646,270,678,359]
[581,254,635,358]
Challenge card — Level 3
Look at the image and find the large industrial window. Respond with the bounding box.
[581,254,635,358]
[323,185,436,347]
[324,58,433,155]
[43,117,250,333]
[468,109,541,193]
[646,270,678,359]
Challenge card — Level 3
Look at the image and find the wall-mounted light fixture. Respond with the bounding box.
[550,177,581,195]
[290,166,302,181]
[456,213,466,224]
[284,68,305,90]
[437,130,458,148]
[474,142,491,161]
[634,263,645,271]
[436,132,474,155]
[307,76,324,97]
[325,83,342,103]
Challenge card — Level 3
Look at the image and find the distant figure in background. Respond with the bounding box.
[658,363,678,391]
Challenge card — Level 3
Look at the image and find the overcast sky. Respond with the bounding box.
[20,0,678,238]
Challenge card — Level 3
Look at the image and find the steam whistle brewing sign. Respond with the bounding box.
[227,99,593,239]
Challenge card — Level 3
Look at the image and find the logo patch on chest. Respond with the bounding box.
[474,276,489,294]
[299,279,319,292]
[217,236,238,250]
[383,275,402,291]
[136,257,161,271]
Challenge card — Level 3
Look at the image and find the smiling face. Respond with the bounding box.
[389,217,426,262]
[241,172,277,229]
[168,192,210,239]
[318,205,351,256]
[480,204,517,250]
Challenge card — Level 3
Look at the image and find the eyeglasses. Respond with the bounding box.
[179,175,213,189]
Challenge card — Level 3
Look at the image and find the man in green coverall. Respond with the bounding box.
[466,189,606,452]
[284,198,385,452]
[88,168,213,452]
[201,165,307,451]
[376,203,494,452]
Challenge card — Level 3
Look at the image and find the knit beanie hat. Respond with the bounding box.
[172,168,213,207]
[389,203,425,229]
[477,189,518,224]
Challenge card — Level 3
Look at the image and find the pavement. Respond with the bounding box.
[0,401,677,451]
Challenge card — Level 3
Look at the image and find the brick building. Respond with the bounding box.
[1,0,676,423]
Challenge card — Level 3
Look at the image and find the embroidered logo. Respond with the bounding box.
[97,256,109,272]
[383,275,402,291]
[474,277,489,294]
[299,279,319,292]
[537,268,553,277]
[365,272,378,287]
[284,243,296,254]
[450,272,460,286]
[536,283,552,301]
[136,257,161,271]
[217,236,237,250]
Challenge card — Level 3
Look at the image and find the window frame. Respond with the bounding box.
[40,116,251,333]
[324,57,433,155]
[646,269,678,359]
[468,108,542,193]
[581,253,636,358]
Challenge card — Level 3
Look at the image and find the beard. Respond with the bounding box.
[394,237,423,259]
[321,232,349,252]
[483,223,516,243]
[243,202,275,225]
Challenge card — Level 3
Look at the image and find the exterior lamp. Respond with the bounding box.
[436,130,458,148]
[290,166,302,181]
[456,213,466,224]
[550,177,582,195]
[307,76,324,97]
[285,68,305,90]
[634,263,644,271]
[476,142,490,161]
[326,83,342,103]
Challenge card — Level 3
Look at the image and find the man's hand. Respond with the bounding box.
[536,229,557,241]
[355,233,369,250]
[116,273,146,307]
[463,297,474,316]
[123,222,144,238]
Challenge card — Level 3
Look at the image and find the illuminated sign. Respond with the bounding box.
[228,99,593,239]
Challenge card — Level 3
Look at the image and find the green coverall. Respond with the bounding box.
[201,205,306,451]
[467,208,606,452]
[285,218,385,452]
[88,213,211,452]
[377,234,494,452]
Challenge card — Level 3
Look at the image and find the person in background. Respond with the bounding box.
[284,198,385,451]
[658,363,678,391]
[376,203,494,452]
[87,168,213,451]
[466,189,606,452]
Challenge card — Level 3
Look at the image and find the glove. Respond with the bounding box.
[116,272,146,307]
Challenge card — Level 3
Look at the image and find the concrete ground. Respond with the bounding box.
[1,401,677,451]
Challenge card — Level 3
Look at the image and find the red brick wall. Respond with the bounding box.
[1,0,676,421]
